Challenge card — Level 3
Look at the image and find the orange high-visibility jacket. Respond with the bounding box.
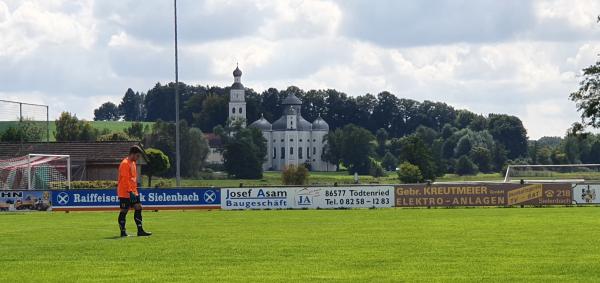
[117,158,138,198]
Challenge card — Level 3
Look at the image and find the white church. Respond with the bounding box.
[228,66,336,172]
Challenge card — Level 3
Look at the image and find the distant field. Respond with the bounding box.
[2,208,599,282]
[142,171,509,188]
[0,121,154,141]
[144,170,600,188]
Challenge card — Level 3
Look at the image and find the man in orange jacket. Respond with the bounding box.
[118,145,151,237]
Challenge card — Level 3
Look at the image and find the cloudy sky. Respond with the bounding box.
[0,0,599,138]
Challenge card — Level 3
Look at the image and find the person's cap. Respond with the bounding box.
[129,145,143,154]
[129,145,149,161]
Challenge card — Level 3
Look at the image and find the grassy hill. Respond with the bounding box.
[0,121,154,141]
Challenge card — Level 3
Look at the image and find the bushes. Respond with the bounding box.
[71,180,118,189]
[369,159,386,178]
[397,162,423,183]
[282,165,309,185]
[381,152,398,171]
[455,155,478,176]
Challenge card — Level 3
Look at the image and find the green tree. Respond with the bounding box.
[144,120,209,177]
[590,141,600,163]
[570,45,600,127]
[93,102,120,121]
[455,155,478,175]
[415,126,438,146]
[119,88,145,121]
[124,122,146,140]
[194,94,229,132]
[0,119,43,142]
[340,124,375,175]
[79,122,99,141]
[369,159,386,178]
[55,112,98,141]
[468,115,488,131]
[441,123,457,139]
[375,128,388,156]
[182,127,209,177]
[397,162,423,183]
[392,135,436,181]
[470,147,492,173]
[487,114,528,159]
[97,132,132,141]
[455,110,476,129]
[455,135,473,157]
[322,129,344,170]
[381,151,399,171]
[143,148,170,187]
[221,127,267,179]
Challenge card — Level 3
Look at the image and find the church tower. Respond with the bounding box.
[229,65,246,127]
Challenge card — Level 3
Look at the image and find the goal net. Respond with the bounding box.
[0,154,70,190]
[504,164,600,183]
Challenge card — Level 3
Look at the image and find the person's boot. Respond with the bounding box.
[134,209,152,236]
[118,212,128,237]
[137,229,152,237]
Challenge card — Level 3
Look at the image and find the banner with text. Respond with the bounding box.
[0,190,52,212]
[572,184,600,204]
[221,187,292,209]
[221,186,394,210]
[52,188,221,211]
[395,183,572,207]
[292,186,394,209]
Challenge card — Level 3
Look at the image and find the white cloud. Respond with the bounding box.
[0,0,599,139]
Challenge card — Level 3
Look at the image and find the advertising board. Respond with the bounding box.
[395,183,571,207]
[572,184,600,204]
[221,187,291,210]
[292,186,394,209]
[0,190,52,212]
[221,186,395,210]
[52,188,220,211]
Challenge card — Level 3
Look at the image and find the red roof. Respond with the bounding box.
[204,133,223,148]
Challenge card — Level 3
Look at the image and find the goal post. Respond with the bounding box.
[504,164,600,183]
[0,154,71,190]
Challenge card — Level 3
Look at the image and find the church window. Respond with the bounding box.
[281,147,285,159]
[290,147,294,155]
[273,148,276,159]
[313,147,316,155]
[307,147,310,158]
[232,108,236,114]
[239,107,243,114]
[299,147,303,159]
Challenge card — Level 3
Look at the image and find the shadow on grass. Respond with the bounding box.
[104,235,127,240]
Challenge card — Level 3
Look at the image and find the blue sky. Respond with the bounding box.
[0,0,599,138]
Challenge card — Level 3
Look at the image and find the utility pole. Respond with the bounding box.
[174,0,181,186]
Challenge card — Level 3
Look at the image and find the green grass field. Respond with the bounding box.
[2,208,599,282]
[0,121,154,141]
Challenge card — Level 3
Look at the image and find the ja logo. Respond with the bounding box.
[203,190,216,203]
[56,192,70,205]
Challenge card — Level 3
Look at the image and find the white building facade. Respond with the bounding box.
[229,66,336,172]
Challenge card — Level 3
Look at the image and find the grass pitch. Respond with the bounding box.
[1,208,600,282]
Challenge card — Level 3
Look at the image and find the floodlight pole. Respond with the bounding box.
[174,0,181,186]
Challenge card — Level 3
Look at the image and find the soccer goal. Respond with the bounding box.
[504,164,600,183]
[0,154,70,190]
